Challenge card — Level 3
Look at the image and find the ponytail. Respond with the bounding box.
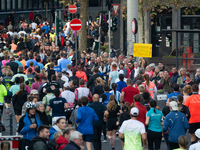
[16,83,25,95]
[111,83,117,96]
[150,100,157,114]
[144,74,150,87]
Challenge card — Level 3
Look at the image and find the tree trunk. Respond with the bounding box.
[79,0,89,53]
[138,5,145,43]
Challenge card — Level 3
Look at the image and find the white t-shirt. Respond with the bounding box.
[61,75,70,83]
[134,67,139,78]
[67,70,72,77]
[61,90,75,108]
[31,22,37,30]
[189,142,200,150]
[18,31,26,36]
[119,119,146,150]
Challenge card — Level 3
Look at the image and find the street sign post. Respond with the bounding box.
[70,19,82,31]
[112,4,120,17]
[70,19,82,66]
[69,5,77,14]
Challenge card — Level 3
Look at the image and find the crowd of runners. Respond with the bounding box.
[0,10,200,150]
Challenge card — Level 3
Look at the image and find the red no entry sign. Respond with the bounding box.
[69,5,77,14]
[70,19,82,31]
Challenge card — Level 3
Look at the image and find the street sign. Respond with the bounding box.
[69,5,77,14]
[134,43,152,58]
[112,4,120,17]
[70,19,82,31]
[131,18,138,34]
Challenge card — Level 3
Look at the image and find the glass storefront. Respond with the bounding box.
[181,8,200,54]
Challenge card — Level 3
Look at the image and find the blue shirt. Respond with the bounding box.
[163,111,189,143]
[76,106,99,135]
[48,97,67,117]
[25,59,38,68]
[58,58,71,70]
[14,60,23,66]
[146,108,163,132]
[42,25,50,34]
[116,81,127,93]
[166,92,181,102]
[102,93,112,106]
[37,62,44,70]
[53,66,61,73]
[109,71,119,88]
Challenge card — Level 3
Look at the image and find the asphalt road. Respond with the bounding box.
[1,104,191,150]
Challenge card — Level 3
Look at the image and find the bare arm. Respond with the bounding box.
[108,77,111,87]
[145,117,150,126]
[141,133,147,149]
[120,92,125,103]
[46,106,51,112]
[119,132,124,139]
[64,103,69,109]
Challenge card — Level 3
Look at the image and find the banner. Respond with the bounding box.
[133,43,152,58]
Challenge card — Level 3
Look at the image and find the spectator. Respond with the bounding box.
[63,131,83,150]
[171,66,180,84]
[56,127,75,150]
[49,118,67,141]
[160,70,172,93]
[29,10,34,23]
[18,102,43,140]
[32,125,50,150]
[166,83,181,103]
[153,83,168,111]
[177,67,186,85]
[36,102,49,125]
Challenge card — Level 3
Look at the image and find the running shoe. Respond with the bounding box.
[102,139,107,143]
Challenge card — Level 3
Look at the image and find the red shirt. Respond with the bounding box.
[29,12,34,20]
[135,102,147,126]
[126,67,134,78]
[122,86,139,105]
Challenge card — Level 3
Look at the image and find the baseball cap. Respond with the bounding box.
[30,89,39,95]
[119,70,124,75]
[195,129,200,138]
[63,82,70,88]
[169,101,178,111]
[130,107,139,117]
[62,68,67,73]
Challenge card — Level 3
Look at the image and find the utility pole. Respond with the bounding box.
[127,0,138,56]
[55,11,57,46]
[108,10,111,58]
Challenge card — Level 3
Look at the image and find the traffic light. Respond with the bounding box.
[112,17,117,31]
[56,17,63,34]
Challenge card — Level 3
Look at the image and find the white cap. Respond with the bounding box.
[130,107,139,116]
[169,101,178,111]
[119,70,124,75]
[195,129,200,138]
[64,82,70,88]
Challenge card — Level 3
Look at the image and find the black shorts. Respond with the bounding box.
[82,134,93,142]
[14,109,22,116]
[65,109,73,124]
[0,105,3,114]
[189,122,200,134]
[106,118,118,131]
[4,96,11,103]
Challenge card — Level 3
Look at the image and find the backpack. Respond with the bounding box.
[18,138,34,150]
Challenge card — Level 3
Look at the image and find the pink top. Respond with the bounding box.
[2,60,9,66]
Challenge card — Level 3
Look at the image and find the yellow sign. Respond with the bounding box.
[133,43,152,58]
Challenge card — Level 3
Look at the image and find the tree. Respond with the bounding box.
[79,0,89,52]
[59,0,88,52]
[42,0,51,18]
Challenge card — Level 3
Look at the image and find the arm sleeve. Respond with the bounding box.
[183,115,189,130]
[119,122,125,134]
[140,123,146,134]
[19,119,31,134]
[2,85,7,97]
[163,116,169,132]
